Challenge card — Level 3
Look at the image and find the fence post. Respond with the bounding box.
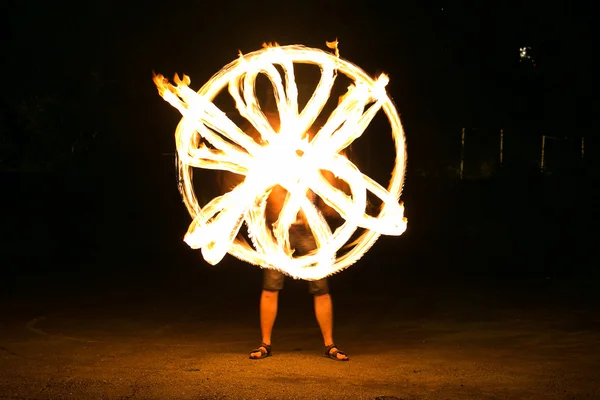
[540,135,546,172]
[499,129,504,166]
[460,128,465,180]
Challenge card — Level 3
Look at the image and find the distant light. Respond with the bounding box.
[520,47,533,62]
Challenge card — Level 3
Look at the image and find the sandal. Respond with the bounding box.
[323,344,349,361]
[249,343,272,360]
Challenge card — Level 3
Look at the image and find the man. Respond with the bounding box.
[220,112,350,362]
[248,191,349,362]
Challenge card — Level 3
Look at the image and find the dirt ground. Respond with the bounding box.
[2,271,599,400]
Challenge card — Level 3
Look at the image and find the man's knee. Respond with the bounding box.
[261,289,279,300]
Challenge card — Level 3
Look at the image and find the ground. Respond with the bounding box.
[2,260,599,400]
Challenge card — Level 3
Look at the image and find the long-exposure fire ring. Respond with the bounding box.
[154,42,407,280]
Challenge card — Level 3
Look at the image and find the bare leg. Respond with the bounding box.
[314,293,349,360]
[250,290,278,358]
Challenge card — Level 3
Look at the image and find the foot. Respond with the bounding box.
[249,343,272,360]
[323,344,349,361]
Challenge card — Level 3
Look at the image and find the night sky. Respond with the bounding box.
[2,0,594,170]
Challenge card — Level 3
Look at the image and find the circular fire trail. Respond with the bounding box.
[154,41,407,280]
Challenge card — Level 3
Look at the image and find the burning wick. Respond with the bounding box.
[153,41,407,280]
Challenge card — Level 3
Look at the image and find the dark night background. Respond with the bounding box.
[0,1,598,396]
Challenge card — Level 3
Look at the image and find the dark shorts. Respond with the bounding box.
[263,268,329,296]
[262,224,329,296]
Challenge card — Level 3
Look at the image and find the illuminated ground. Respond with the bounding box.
[2,250,600,399]
[1,173,599,399]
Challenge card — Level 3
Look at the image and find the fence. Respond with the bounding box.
[456,128,596,180]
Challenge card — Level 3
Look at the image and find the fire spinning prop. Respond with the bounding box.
[153,41,407,280]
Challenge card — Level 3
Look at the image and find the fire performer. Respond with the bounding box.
[219,111,350,361]
[154,42,408,362]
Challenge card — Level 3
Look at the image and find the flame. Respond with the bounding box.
[153,42,407,280]
[325,38,340,58]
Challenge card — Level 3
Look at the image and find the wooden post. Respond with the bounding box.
[540,135,546,172]
[581,137,585,159]
[499,129,504,166]
[460,128,465,180]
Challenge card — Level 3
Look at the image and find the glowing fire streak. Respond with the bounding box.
[153,42,407,280]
